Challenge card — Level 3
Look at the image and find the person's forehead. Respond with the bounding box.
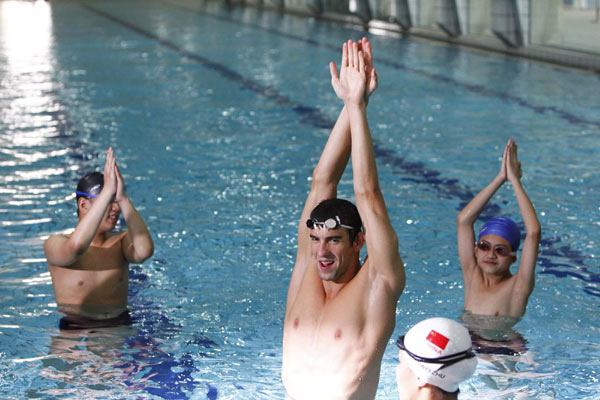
[480,234,510,247]
[309,228,348,239]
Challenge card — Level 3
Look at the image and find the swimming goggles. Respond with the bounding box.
[396,335,476,371]
[306,216,353,230]
[476,240,514,257]
[75,190,98,199]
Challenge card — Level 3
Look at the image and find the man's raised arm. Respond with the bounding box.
[341,41,404,293]
[456,142,509,280]
[44,147,118,267]
[114,163,154,264]
[506,140,541,312]
[287,39,377,309]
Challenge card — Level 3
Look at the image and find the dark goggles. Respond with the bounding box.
[306,216,353,230]
[476,240,514,257]
[396,335,476,371]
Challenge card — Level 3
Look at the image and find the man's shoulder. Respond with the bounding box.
[361,254,404,294]
[49,230,73,239]
[44,232,70,247]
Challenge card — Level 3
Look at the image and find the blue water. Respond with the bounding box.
[0,0,599,398]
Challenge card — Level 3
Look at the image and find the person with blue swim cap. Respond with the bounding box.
[457,139,541,318]
[477,217,521,255]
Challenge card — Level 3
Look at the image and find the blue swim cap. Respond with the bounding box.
[478,217,520,252]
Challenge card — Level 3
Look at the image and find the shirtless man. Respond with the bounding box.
[282,39,405,399]
[44,147,154,329]
[457,139,541,318]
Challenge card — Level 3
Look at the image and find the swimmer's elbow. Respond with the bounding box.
[456,211,472,227]
[144,242,155,260]
[527,225,541,242]
[134,241,154,263]
[311,167,337,189]
[353,182,382,201]
[44,236,83,266]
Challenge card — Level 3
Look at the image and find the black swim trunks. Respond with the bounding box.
[59,310,132,331]
[469,330,527,356]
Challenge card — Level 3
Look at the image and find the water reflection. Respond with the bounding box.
[38,321,205,398]
[460,311,527,355]
[459,310,555,396]
[39,326,144,398]
[0,0,58,147]
[0,0,59,253]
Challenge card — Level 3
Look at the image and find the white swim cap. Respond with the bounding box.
[398,317,477,392]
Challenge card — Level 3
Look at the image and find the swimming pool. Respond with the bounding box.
[1,0,599,398]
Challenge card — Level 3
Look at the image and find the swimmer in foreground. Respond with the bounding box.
[44,147,154,330]
[396,318,477,399]
[282,38,405,399]
[457,139,541,317]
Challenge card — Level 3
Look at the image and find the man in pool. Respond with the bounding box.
[44,147,154,330]
[457,139,541,317]
[282,38,405,399]
[395,317,478,399]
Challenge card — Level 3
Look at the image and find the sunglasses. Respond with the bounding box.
[396,335,476,371]
[476,240,514,257]
[306,216,353,230]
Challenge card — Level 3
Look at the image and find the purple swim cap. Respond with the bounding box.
[478,217,520,252]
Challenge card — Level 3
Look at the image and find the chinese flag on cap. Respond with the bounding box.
[426,330,449,350]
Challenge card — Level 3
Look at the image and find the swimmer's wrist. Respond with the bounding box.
[345,100,366,111]
[507,174,522,186]
[97,190,116,202]
[117,195,132,207]
[492,174,506,185]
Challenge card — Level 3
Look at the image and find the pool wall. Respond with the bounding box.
[223,0,600,72]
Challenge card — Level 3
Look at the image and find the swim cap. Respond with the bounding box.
[311,198,362,242]
[400,318,477,393]
[76,172,103,200]
[478,217,520,252]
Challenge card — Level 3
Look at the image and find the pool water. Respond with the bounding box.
[1,0,599,399]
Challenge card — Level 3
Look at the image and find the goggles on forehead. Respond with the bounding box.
[396,335,476,371]
[306,216,353,230]
[76,190,98,199]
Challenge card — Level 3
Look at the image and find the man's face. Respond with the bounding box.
[396,351,419,400]
[309,227,356,282]
[102,200,121,231]
[81,198,121,232]
[474,234,516,275]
